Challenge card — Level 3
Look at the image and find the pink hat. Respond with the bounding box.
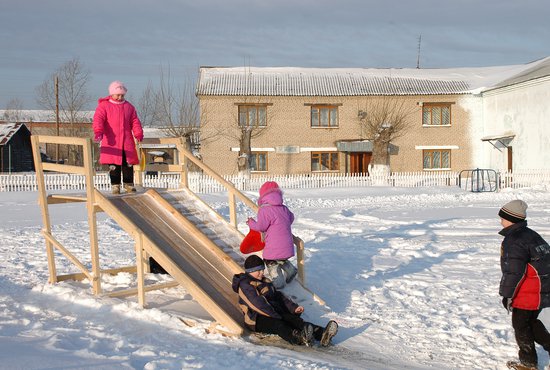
[108,81,127,95]
[259,181,280,198]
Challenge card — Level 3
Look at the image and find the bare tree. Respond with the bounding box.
[199,97,272,176]
[136,81,157,127]
[146,67,204,153]
[36,58,92,123]
[358,97,417,173]
[3,98,24,122]
[231,99,273,176]
[35,58,93,165]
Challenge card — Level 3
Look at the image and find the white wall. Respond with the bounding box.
[481,77,550,171]
[457,95,485,169]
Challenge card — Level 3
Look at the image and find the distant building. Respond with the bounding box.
[0,123,33,172]
[0,110,94,123]
[197,57,550,175]
[479,58,550,172]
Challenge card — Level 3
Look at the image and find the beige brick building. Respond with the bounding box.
[196,64,543,176]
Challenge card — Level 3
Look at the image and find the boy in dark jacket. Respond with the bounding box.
[232,255,338,346]
[498,200,550,370]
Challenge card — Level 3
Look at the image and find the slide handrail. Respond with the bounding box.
[136,137,306,284]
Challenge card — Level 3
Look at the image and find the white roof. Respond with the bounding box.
[0,110,94,122]
[197,58,550,96]
[0,123,26,145]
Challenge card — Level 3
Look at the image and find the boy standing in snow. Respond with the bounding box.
[247,181,297,289]
[232,255,338,346]
[498,200,550,370]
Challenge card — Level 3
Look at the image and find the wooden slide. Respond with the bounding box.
[95,188,247,335]
[31,135,323,337]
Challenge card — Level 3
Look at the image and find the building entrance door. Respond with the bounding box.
[349,152,372,174]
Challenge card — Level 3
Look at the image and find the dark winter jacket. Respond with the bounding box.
[499,220,550,310]
[231,272,299,330]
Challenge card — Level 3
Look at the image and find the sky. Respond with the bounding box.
[1,0,550,110]
[2,184,550,369]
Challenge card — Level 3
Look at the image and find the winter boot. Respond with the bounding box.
[124,183,136,193]
[320,320,338,347]
[111,184,121,194]
[506,360,537,370]
[298,323,314,346]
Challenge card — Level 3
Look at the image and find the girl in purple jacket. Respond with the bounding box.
[247,181,297,289]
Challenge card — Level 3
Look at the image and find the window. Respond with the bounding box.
[239,105,267,127]
[423,149,451,170]
[422,103,451,126]
[311,152,339,171]
[311,105,338,128]
[249,152,267,172]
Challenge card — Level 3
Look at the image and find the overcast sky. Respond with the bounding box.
[1,0,549,110]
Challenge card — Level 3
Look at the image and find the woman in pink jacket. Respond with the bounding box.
[93,81,143,194]
[247,181,297,289]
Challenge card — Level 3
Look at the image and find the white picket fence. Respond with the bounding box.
[1,170,549,193]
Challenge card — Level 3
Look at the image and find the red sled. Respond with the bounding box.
[240,229,265,254]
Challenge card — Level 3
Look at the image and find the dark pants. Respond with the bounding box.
[512,308,550,366]
[255,313,323,344]
[109,152,134,185]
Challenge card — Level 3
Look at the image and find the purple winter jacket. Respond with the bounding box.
[248,189,295,260]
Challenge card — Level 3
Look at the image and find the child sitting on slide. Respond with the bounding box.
[232,255,338,346]
[247,181,297,289]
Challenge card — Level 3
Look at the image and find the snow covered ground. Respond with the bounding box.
[2,185,550,369]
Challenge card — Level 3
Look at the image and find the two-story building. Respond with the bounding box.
[196,57,550,176]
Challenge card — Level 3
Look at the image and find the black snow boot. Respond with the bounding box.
[302,323,314,346]
[293,323,314,346]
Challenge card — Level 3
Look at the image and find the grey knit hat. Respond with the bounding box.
[499,200,528,223]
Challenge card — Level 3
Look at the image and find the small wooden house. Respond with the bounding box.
[0,123,34,172]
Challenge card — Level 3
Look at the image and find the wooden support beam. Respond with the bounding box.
[135,235,146,307]
[105,281,180,298]
[206,322,239,337]
[83,138,102,295]
[228,191,237,228]
[47,194,87,204]
[31,136,58,284]
[42,162,87,174]
[42,230,92,281]
[35,135,88,146]
[294,236,305,285]
[57,266,138,282]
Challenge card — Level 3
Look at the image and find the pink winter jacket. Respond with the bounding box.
[248,189,295,260]
[92,97,143,165]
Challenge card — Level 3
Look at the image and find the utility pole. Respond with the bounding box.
[416,35,422,69]
[55,76,60,162]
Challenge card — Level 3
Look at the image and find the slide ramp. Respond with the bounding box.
[154,189,329,317]
[97,188,245,334]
